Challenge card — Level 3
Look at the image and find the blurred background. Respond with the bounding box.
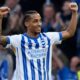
[0,0,80,80]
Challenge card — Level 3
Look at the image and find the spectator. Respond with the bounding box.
[52,45,69,80]
[0,0,22,79]
[42,3,61,32]
[76,63,80,80]
[53,54,80,80]
[76,14,80,56]
[0,47,15,80]
[0,1,23,78]
[56,0,72,32]
[2,0,24,35]
[0,60,8,80]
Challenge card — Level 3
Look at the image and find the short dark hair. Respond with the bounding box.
[23,10,38,28]
[23,10,38,22]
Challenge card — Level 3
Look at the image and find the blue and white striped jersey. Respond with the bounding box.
[7,32,62,80]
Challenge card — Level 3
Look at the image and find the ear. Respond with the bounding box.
[24,21,29,27]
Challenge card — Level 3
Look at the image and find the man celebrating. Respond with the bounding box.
[0,2,78,80]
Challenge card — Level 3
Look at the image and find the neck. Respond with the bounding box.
[71,67,76,72]
[27,31,39,38]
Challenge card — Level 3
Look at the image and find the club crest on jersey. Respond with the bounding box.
[41,39,46,48]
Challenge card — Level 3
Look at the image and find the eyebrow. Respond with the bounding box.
[33,18,41,21]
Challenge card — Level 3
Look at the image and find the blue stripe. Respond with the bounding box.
[6,37,10,44]
[42,33,50,80]
[59,32,62,40]
[27,38,32,49]
[33,39,39,48]
[30,60,35,80]
[37,59,42,80]
[23,33,32,49]
[21,35,28,80]
[43,58,46,80]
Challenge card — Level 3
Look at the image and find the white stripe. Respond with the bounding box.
[45,58,47,80]
[26,60,32,80]
[17,47,24,79]
[30,39,36,49]
[33,59,39,80]
[49,45,52,80]
[40,58,44,80]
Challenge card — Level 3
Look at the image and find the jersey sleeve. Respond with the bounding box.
[44,32,62,44]
[6,34,22,48]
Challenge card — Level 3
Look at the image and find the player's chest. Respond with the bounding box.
[21,39,50,59]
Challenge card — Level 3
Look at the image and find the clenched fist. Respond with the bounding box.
[0,6,10,17]
[69,2,78,13]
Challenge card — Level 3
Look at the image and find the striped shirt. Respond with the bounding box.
[7,32,62,80]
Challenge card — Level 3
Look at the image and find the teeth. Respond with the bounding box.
[39,22,42,26]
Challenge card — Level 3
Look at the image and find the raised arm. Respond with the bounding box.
[0,7,10,45]
[62,2,78,39]
[3,5,22,34]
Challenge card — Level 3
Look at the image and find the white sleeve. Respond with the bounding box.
[7,34,22,48]
[44,32,62,44]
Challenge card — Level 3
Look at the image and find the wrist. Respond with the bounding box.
[72,11,78,14]
[72,11,78,18]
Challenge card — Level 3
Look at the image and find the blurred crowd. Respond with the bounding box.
[0,0,80,80]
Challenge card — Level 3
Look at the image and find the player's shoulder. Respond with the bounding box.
[12,34,22,37]
[40,32,61,40]
[8,34,22,39]
[41,32,58,36]
[40,32,51,40]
